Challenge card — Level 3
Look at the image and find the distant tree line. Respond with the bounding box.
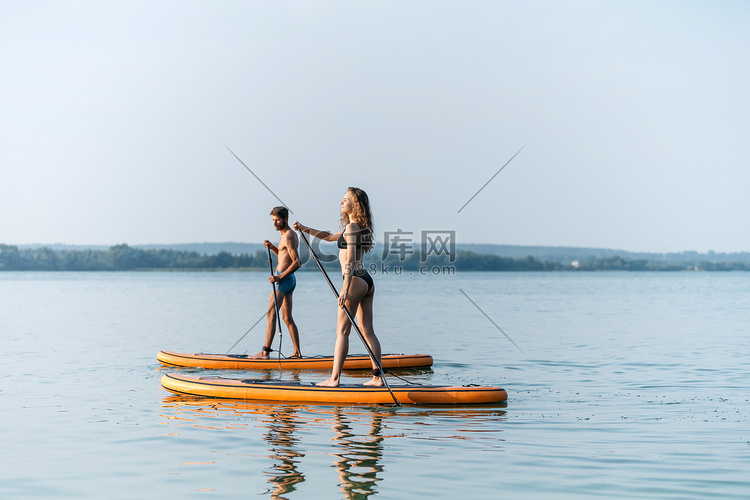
[1,244,748,272]
[366,251,750,272]
[0,244,269,271]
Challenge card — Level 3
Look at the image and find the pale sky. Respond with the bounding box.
[1,1,748,253]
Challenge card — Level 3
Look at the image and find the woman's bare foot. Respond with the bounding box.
[363,376,384,387]
[316,377,340,387]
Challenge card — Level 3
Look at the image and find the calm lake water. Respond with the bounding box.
[1,270,749,499]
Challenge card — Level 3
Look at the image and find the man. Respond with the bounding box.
[251,206,302,359]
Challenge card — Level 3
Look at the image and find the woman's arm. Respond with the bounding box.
[341,223,360,272]
[339,223,360,306]
[293,222,341,242]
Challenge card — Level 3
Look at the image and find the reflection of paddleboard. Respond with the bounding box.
[161,372,508,405]
[157,350,433,370]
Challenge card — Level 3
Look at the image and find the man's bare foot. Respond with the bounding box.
[316,378,340,387]
[249,347,272,359]
[289,351,303,359]
[363,376,384,387]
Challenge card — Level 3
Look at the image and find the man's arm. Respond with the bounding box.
[264,240,278,255]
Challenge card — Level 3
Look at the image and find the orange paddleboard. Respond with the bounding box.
[157,350,433,370]
[161,372,507,405]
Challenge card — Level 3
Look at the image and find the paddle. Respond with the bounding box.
[297,229,401,406]
[267,245,284,368]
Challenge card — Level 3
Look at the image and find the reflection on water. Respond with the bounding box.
[161,396,306,499]
[331,407,389,499]
[261,406,305,499]
[160,396,507,498]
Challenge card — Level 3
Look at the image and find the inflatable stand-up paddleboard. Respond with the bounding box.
[157,350,433,370]
[161,372,507,405]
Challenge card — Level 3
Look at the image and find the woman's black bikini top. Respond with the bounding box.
[337,229,372,250]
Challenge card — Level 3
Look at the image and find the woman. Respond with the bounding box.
[294,187,382,387]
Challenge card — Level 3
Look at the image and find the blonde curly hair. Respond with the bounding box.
[339,187,374,252]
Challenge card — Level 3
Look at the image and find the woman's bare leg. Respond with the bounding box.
[317,279,367,387]
[358,290,383,386]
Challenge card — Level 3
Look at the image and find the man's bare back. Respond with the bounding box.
[274,228,299,278]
